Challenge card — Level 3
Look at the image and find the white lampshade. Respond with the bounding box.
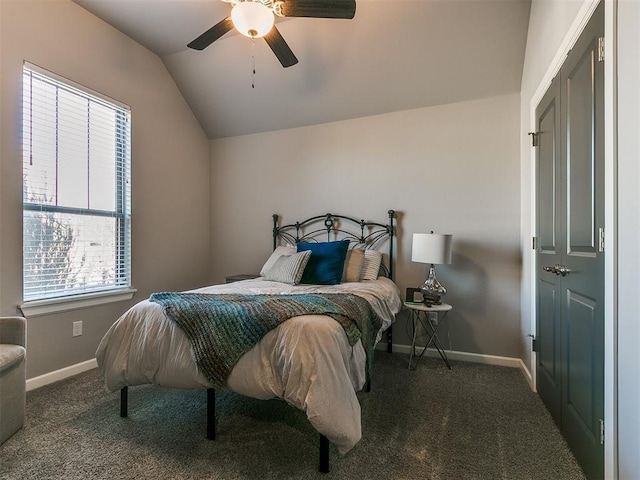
[411,233,453,265]
[231,1,275,38]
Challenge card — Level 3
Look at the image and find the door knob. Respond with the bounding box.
[542,265,570,276]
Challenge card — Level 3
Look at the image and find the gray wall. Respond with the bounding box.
[0,0,211,378]
[616,1,640,476]
[210,94,523,358]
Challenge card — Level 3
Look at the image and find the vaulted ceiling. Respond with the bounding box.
[72,0,531,139]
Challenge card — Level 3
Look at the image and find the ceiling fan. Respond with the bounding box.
[187,0,357,68]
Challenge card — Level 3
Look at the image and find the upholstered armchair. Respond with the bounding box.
[0,316,26,445]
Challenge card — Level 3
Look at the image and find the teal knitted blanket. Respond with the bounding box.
[149,292,382,388]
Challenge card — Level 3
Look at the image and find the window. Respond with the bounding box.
[22,63,132,306]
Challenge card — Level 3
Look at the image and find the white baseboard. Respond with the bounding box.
[26,358,97,392]
[380,343,533,387]
[519,359,533,388]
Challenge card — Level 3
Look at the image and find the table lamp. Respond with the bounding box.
[411,232,453,306]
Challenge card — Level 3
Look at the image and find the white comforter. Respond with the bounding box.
[95,277,401,454]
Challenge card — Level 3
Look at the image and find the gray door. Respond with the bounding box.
[535,73,562,427]
[535,2,604,479]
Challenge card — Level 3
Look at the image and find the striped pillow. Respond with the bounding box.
[360,250,383,280]
[260,245,296,276]
[263,250,312,285]
[342,248,365,282]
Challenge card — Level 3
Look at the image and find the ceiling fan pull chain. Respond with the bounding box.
[251,37,256,89]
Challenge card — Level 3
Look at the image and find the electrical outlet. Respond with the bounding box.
[72,321,83,337]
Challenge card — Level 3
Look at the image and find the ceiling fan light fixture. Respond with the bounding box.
[231,1,274,38]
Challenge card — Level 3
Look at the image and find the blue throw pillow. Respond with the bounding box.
[297,240,350,285]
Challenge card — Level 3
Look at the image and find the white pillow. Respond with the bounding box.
[260,245,296,276]
[263,250,312,285]
[360,250,383,280]
[342,248,365,282]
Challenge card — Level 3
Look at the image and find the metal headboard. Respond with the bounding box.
[272,210,396,281]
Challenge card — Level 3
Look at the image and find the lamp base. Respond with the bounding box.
[420,264,446,307]
[420,291,442,307]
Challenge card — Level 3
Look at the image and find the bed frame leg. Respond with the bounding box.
[319,434,329,473]
[207,388,216,440]
[120,386,128,417]
[387,324,393,353]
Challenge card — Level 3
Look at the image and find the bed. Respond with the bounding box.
[96,211,401,473]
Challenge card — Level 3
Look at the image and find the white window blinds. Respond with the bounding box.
[22,63,131,302]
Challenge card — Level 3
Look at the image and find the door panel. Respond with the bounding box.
[537,278,561,425]
[538,99,558,252]
[566,289,596,426]
[535,74,562,426]
[539,280,558,380]
[566,44,598,255]
[560,3,604,478]
[535,2,604,479]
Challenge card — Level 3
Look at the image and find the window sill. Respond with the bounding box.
[19,288,137,317]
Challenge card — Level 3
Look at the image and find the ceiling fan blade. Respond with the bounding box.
[280,0,356,19]
[264,26,299,68]
[187,18,234,50]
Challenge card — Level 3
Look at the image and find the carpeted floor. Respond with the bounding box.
[0,354,585,480]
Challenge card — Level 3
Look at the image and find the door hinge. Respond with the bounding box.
[597,37,605,62]
[528,335,539,352]
[532,237,538,250]
[599,419,605,445]
[598,228,605,253]
[528,132,539,147]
